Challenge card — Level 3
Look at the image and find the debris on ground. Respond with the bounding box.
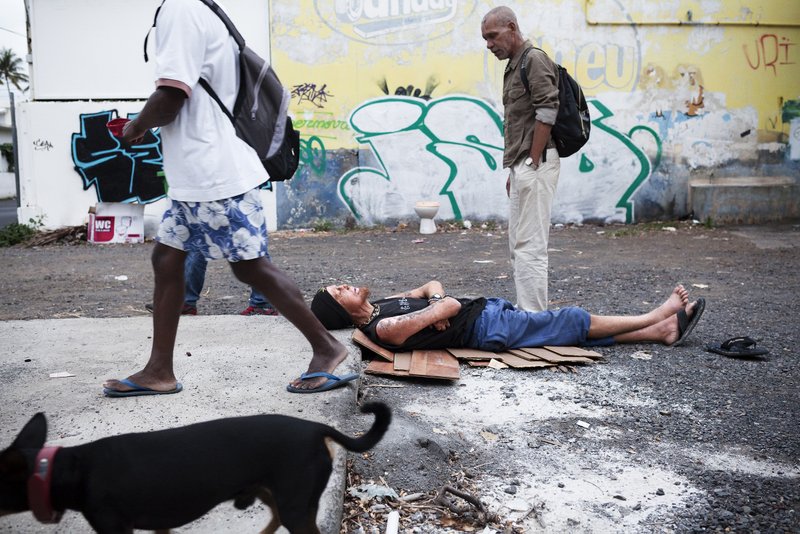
[24,225,87,247]
[340,461,524,533]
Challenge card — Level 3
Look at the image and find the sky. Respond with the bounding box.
[0,0,30,103]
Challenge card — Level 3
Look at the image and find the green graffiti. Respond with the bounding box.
[293,119,350,130]
[628,125,663,171]
[339,95,504,221]
[299,135,327,175]
[579,154,594,173]
[782,99,800,122]
[590,100,656,224]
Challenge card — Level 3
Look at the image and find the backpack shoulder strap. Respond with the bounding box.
[198,78,234,122]
[519,46,562,94]
[143,0,166,62]
[518,46,534,94]
[197,0,245,50]
[143,0,245,60]
[198,0,249,119]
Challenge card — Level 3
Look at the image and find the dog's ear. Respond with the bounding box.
[10,413,48,450]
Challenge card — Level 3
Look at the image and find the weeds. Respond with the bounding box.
[311,219,333,232]
[608,222,678,238]
[0,216,44,247]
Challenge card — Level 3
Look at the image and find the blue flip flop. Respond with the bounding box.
[103,378,183,398]
[286,372,359,394]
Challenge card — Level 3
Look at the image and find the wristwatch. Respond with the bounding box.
[524,156,534,166]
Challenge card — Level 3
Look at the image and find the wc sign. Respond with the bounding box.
[87,203,145,244]
[91,217,116,242]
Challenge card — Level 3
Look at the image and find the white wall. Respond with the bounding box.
[16,100,277,232]
[19,0,275,231]
[29,0,271,100]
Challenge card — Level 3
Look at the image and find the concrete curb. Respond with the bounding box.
[0,316,360,533]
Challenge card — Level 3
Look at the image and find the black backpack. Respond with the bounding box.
[519,46,590,158]
[145,0,300,182]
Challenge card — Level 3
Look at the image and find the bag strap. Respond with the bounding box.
[518,45,555,162]
[198,0,247,121]
[143,0,248,122]
[518,46,533,94]
[198,78,235,122]
[196,0,245,51]
[144,0,245,61]
[142,0,166,62]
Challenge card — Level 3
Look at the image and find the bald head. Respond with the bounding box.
[483,6,519,28]
[481,6,524,61]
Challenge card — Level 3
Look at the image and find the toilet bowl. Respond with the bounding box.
[414,201,440,234]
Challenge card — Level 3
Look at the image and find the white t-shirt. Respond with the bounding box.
[153,0,268,201]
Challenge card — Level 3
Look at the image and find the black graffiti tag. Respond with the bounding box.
[291,83,334,108]
[71,111,166,203]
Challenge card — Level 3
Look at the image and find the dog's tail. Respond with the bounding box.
[327,402,391,452]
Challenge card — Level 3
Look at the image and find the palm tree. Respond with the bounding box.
[0,48,27,176]
[0,48,29,101]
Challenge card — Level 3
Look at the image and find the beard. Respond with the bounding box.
[358,286,372,303]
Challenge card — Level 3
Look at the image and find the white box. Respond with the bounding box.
[87,203,145,244]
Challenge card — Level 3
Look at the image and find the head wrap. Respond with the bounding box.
[311,288,353,330]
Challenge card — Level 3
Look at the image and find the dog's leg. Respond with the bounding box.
[257,488,281,534]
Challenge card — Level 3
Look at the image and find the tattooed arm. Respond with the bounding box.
[387,280,446,300]
[375,297,462,346]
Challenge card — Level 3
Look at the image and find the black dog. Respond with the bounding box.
[0,402,390,533]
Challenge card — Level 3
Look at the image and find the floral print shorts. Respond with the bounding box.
[156,189,269,262]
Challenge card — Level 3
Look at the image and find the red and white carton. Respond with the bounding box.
[87,203,145,244]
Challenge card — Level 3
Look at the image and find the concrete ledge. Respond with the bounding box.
[690,176,799,225]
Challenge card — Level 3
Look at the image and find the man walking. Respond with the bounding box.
[103,0,347,396]
[481,6,560,312]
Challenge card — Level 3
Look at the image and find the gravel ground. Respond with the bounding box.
[0,221,798,533]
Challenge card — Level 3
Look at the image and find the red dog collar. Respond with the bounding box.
[27,446,63,523]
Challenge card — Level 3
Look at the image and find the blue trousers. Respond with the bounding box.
[466,298,613,351]
[184,250,271,308]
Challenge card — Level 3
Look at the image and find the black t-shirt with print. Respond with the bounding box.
[360,296,487,351]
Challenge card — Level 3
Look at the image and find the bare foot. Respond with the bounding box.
[662,300,699,345]
[103,371,179,393]
[288,340,349,391]
[654,285,689,322]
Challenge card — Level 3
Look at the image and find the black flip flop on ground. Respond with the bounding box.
[670,297,706,347]
[707,336,769,358]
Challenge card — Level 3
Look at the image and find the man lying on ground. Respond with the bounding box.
[310,280,705,353]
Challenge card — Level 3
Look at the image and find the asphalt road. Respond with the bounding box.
[0,198,18,227]
[0,221,798,533]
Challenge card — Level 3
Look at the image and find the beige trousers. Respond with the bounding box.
[507,148,560,312]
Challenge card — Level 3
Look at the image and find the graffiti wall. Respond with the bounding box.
[14,0,800,230]
[273,0,800,226]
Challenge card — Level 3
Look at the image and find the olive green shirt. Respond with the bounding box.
[502,41,559,168]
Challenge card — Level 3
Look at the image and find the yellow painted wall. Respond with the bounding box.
[270,0,799,226]
[273,0,799,141]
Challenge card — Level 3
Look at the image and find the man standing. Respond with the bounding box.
[481,6,560,312]
[103,0,347,396]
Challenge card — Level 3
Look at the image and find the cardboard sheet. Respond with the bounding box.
[408,350,460,380]
[352,329,394,362]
